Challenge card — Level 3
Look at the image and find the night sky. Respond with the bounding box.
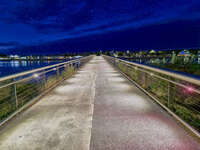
[0,0,200,54]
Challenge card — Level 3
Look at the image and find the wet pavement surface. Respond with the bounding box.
[0,56,200,150]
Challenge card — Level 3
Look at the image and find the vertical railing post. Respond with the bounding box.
[63,64,66,79]
[144,72,148,89]
[10,78,18,109]
[135,67,138,81]
[125,64,128,73]
[78,60,80,69]
[66,64,70,78]
[43,71,47,90]
[76,61,79,70]
[69,63,71,76]
[56,67,60,80]
[70,63,74,76]
[14,81,18,109]
[168,81,175,109]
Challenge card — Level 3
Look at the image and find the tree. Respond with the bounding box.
[162,57,166,64]
[116,51,124,57]
[96,51,101,56]
[105,51,111,56]
[0,54,8,57]
[189,49,198,55]
[171,51,177,64]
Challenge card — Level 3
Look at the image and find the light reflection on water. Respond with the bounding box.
[0,60,64,78]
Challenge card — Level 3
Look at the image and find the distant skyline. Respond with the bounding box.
[0,0,200,54]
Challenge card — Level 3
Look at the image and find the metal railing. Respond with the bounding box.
[104,55,200,136]
[0,56,92,124]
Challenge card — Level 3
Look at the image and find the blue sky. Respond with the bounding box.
[0,0,200,54]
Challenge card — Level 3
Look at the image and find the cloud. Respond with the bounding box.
[0,0,200,48]
[5,0,89,33]
[0,41,20,50]
[1,0,200,34]
[0,41,20,46]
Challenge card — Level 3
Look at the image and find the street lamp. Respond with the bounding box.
[33,73,39,78]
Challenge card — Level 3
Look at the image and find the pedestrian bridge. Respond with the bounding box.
[0,56,200,150]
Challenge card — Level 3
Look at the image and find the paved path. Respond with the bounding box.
[0,56,200,150]
[0,58,97,150]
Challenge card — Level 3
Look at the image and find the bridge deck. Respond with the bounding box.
[0,56,200,150]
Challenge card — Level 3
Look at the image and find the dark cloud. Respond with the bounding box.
[8,19,200,55]
[0,41,20,46]
[1,0,200,34]
[10,0,91,32]
[0,0,200,53]
[0,42,20,51]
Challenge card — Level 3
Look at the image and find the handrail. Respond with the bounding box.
[122,61,200,94]
[104,55,200,86]
[104,55,200,138]
[0,56,89,82]
[0,55,92,126]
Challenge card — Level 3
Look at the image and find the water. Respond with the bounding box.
[0,60,65,78]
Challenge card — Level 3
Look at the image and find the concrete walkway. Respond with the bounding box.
[0,56,200,150]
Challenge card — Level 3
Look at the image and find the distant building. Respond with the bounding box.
[178,50,191,57]
[73,56,82,59]
[149,50,156,54]
[20,56,26,59]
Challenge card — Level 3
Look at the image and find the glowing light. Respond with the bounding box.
[150,73,154,76]
[53,68,57,71]
[33,73,39,78]
[135,67,138,70]
[187,87,194,93]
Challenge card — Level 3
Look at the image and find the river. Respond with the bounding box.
[0,60,65,78]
